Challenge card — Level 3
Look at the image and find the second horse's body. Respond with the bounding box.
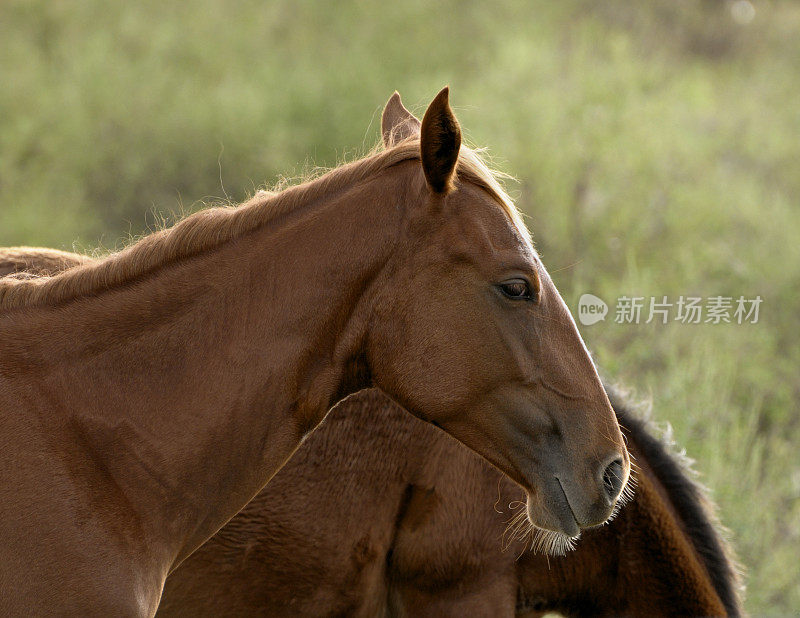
[155,389,741,617]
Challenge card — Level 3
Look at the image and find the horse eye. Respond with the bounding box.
[499,278,532,300]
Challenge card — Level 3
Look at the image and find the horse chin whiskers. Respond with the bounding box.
[500,500,580,557]
[528,527,580,557]
[500,501,530,553]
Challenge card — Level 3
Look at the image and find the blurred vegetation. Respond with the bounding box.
[1,0,798,612]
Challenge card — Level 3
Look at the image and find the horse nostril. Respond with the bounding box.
[601,458,625,503]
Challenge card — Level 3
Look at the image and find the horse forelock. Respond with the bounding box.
[606,386,745,616]
[0,140,526,312]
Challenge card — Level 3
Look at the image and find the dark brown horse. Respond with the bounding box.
[155,388,741,617]
[0,90,628,614]
[2,248,742,616]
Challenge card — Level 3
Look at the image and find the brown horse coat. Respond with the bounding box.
[0,90,629,615]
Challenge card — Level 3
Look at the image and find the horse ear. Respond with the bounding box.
[420,87,461,194]
[381,92,421,147]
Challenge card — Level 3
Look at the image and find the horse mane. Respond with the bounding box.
[0,247,92,279]
[606,387,744,616]
[0,140,525,312]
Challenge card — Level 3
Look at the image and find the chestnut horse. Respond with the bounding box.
[2,250,742,616]
[0,90,628,615]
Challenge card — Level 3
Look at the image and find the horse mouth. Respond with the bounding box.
[521,480,582,555]
[552,477,581,537]
[524,475,582,538]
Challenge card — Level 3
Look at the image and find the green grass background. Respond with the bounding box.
[1,0,798,612]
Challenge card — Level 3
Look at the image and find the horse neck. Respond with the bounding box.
[609,451,730,616]
[616,414,742,616]
[0,172,407,569]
